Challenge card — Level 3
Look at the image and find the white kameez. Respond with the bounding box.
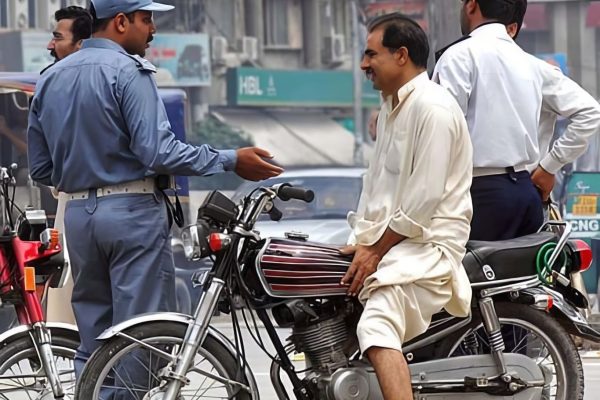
[348,72,473,352]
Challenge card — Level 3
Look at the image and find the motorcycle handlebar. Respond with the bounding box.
[277,184,315,203]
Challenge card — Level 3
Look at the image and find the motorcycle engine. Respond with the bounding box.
[272,298,365,399]
[273,299,358,372]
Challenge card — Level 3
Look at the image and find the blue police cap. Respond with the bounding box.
[91,0,174,19]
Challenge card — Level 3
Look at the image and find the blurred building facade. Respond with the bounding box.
[0,0,599,167]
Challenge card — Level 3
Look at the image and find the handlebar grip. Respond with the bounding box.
[278,185,315,202]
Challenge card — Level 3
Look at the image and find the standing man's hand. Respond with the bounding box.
[531,166,555,202]
[341,245,381,296]
[235,147,284,181]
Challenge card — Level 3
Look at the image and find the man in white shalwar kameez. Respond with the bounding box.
[341,14,473,400]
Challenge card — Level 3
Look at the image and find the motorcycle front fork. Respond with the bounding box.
[160,277,225,400]
[31,322,65,398]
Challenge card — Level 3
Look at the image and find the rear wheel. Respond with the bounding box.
[440,302,584,400]
[76,321,253,400]
[0,332,78,399]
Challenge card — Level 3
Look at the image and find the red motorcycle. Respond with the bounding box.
[0,164,78,399]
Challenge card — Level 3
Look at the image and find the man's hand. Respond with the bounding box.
[341,245,381,296]
[531,166,555,202]
[235,147,284,181]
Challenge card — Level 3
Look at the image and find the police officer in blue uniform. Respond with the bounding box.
[27,0,283,376]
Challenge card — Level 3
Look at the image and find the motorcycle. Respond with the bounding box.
[0,164,78,399]
[75,183,599,400]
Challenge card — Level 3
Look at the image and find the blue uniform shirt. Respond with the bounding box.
[28,38,236,192]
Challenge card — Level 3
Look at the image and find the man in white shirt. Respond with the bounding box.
[342,13,473,400]
[508,0,600,198]
[432,0,546,241]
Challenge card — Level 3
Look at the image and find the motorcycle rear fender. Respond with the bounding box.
[96,312,259,396]
[0,322,79,345]
[520,287,600,342]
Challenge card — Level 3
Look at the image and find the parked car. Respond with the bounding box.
[233,167,365,244]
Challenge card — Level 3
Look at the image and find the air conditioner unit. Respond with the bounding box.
[7,0,28,30]
[212,36,228,65]
[65,0,88,7]
[37,0,61,30]
[323,34,346,64]
[238,36,258,62]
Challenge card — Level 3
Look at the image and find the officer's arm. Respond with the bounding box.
[121,69,236,176]
[539,63,600,174]
[26,96,53,186]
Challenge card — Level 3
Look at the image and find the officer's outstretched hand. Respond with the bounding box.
[235,147,284,181]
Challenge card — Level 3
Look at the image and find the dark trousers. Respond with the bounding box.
[65,191,176,386]
[470,171,544,241]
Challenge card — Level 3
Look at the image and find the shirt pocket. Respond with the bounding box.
[383,134,406,174]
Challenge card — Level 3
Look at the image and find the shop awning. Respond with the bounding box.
[215,109,371,167]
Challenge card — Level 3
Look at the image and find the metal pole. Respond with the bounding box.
[351,1,364,166]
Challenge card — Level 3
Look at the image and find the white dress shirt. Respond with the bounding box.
[348,72,473,317]
[432,23,544,170]
[533,56,600,173]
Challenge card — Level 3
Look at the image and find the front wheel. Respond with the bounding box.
[439,302,584,400]
[0,332,78,399]
[76,321,253,400]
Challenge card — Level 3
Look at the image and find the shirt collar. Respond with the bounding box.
[470,22,512,41]
[383,71,429,112]
[82,38,129,55]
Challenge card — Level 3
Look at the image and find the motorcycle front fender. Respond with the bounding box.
[0,322,79,345]
[96,312,259,396]
[521,286,600,343]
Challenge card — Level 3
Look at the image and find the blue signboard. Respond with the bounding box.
[146,33,211,87]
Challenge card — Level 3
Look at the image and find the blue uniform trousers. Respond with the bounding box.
[470,171,544,241]
[64,191,176,379]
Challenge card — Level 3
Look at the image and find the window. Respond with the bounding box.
[0,0,7,28]
[264,0,290,46]
[28,0,36,28]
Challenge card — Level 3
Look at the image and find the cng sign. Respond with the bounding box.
[568,218,600,234]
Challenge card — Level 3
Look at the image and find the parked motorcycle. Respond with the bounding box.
[76,183,599,400]
[0,164,78,399]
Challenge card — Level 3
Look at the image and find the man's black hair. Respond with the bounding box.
[89,3,135,33]
[477,0,518,26]
[367,13,429,69]
[55,6,92,43]
[510,0,527,39]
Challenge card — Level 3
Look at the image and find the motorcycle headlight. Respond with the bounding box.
[181,225,201,261]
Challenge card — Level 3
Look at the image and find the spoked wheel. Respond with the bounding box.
[0,333,78,400]
[441,302,584,400]
[76,322,253,400]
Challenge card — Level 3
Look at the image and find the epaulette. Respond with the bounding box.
[40,62,56,75]
[125,54,157,73]
[435,35,471,63]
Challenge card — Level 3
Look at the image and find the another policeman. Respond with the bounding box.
[432,0,544,240]
[27,0,283,375]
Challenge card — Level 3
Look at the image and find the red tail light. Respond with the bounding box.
[571,239,593,272]
[209,233,231,253]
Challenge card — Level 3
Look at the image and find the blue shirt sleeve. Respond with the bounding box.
[27,94,54,186]
[120,69,237,176]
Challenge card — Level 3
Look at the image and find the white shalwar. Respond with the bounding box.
[348,72,473,353]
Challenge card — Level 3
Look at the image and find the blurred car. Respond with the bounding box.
[233,167,366,245]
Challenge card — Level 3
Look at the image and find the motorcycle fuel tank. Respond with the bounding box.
[255,237,352,298]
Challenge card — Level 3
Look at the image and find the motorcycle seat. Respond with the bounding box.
[463,231,557,286]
